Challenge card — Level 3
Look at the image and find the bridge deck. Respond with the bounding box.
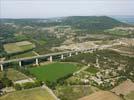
[0,50,80,64]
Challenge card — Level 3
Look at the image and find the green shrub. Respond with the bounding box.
[22,82,35,89]
[1,77,13,87]
[34,80,43,87]
[14,84,22,90]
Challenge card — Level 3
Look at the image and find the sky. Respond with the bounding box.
[0,0,134,18]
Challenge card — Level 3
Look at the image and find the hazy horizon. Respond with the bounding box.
[0,0,134,18]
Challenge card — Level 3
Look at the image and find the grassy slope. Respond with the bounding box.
[85,67,99,74]
[4,44,21,53]
[10,51,36,59]
[0,68,29,81]
[29,62,78,82]
[0,88,56,100]
[79,91,122,100]
[55,85,98,100]
[61,16,125,30]
[4,41,35,54]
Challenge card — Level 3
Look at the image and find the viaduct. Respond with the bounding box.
[0,48,95,71]
[0,42,122,71]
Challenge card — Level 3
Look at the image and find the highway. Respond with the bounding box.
[0,50,80,64]
[0,42,122,65]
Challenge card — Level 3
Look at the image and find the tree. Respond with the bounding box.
[1,77,13,87]
[34,80,43,87]
[14,84,22,90]
[22,82,34,89]
[0,81,4,89]
[45,81,57,89]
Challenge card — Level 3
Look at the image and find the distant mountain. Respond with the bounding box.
[1,16,127,32]
[112,16,134,25]
[59,16,126,31]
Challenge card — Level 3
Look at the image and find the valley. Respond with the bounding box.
[0,16,134,100]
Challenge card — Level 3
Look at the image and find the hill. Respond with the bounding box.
[0,16,129,57]
[60,16,126,31]
[1,16,125,30]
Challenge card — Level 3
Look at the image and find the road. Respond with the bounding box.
[42,85,59,100]
[74,66,89,75]
[0,50,77,64]
[0,42,122,65]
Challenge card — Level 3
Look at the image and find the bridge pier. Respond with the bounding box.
[0,64,3,71]
[35,58,39,65]
[75,52,78,55]
[61,54,64,60]
[19,61,22,67]
[96,58,100,68]
[69,53,72,57]
[49,56,53,62]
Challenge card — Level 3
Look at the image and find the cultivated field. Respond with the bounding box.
[4,41,35,54]
[10,51,37,59]
[111,80,134,96]
[54,85,98,100]
[79,91,123,100]
[0,87,56,100]
[29,62,78,82]
[0,68,29,81]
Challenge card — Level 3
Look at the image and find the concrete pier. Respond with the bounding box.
[69,53,72,57]
[75,52,78,55]
[61,54,64,60]
[96,58,100,68]
[49,56,53,62]
[19,61,22,67]
[0,64,3,71]
[0,49,99,68]
[35,58,39,65]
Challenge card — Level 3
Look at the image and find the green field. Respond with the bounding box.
[0,68,29,81]
[4,41,35,54]
[29,62,78,82]
[0,87,56,100]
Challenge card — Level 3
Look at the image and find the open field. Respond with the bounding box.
[125,91,134,100]
[105,27,134,36]
[0,68,29,81]
[10,51,37,59]
[111,80,134,96]
[4,41,35,54]
[0,87,56,100]
[29,62,78,82]
[79,91,123,100]
[54,85,98,100]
